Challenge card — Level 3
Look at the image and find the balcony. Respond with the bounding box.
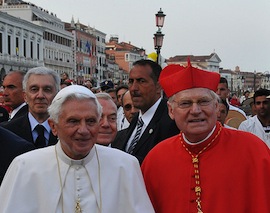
[0,53,43,67]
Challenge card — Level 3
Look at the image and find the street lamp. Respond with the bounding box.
[153,8,166,65]
[155,8,166,28]
[139,47,146,59]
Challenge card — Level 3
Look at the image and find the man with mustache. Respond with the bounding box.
[111,59,179,164]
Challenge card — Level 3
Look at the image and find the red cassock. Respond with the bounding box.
[142,122,270,213]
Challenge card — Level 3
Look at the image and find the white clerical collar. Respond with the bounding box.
[55,142,95,166]
[183,125,216,145]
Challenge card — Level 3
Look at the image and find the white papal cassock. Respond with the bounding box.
[0,142,154,213]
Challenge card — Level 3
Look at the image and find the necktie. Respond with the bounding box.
[127,117,144,154]
[35,124,46,148]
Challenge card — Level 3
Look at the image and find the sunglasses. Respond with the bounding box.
[124,104,132,111]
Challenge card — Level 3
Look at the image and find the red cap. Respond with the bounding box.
[159,62,220,97]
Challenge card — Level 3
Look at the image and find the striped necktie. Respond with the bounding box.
[127,117,144,154]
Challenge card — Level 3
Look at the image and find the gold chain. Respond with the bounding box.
[55,145,64,213]
[55,145,102,213]
[180,124,222,213]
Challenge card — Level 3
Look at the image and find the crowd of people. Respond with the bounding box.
[0,59,269,212]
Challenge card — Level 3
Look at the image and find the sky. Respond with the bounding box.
[30,0,270,73]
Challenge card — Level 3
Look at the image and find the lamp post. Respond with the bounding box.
[264,71,270,89]
[241,76,245,93]
[253,70,256,92]
[153,8,166,65]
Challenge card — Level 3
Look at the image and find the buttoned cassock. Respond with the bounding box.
[142,123,270,213]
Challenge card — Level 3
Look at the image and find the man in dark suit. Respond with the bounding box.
[0,106,9,123]
[1,67,60,148]
[0,126,35,184]
[111,59,179,164]
[2,70,28,120]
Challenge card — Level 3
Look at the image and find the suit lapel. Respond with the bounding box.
[13,104,28,119]
[117,113,139,150]
[132,100,167,153]
[20,115,34,143]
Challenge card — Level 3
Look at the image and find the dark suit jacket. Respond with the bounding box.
[0,104,29,126]
[12,104,28,120]
[0,126,35,184]
[0,106,9,123]
[111,99,179,164]
[0,114,58,147]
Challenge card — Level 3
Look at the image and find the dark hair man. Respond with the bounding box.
[112,59,179,164]
[239,88,270,147]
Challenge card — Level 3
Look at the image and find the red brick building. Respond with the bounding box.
[65,18,96,84]
[106,36,144,76]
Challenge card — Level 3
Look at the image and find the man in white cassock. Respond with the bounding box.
[0,85,154,213]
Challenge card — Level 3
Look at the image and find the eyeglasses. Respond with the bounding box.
[255,100,269,106]
[124,104,132,111]
[173,98,213,109]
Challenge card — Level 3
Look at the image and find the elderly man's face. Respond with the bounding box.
[96,98,117,146]
[49,98,100,160]
[24,74,57,121]
[168,88,218,142]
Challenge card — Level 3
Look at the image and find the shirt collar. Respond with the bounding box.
[140,98,161,127]
[28,112,50,133]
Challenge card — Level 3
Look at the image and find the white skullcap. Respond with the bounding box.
[53,85,96,103]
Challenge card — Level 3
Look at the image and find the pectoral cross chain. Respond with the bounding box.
[75,200,82,213]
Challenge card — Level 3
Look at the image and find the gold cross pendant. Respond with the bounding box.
[192,157,199,163]
[75,200,82,213]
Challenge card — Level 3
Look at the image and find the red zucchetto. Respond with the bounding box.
[159,62,220,97]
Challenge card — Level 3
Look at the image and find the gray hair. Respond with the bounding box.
[48,93,102,123]
[168,89,220,108]
[23,66,60,92]
[95,92,114,101]
[95,92,117,113]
